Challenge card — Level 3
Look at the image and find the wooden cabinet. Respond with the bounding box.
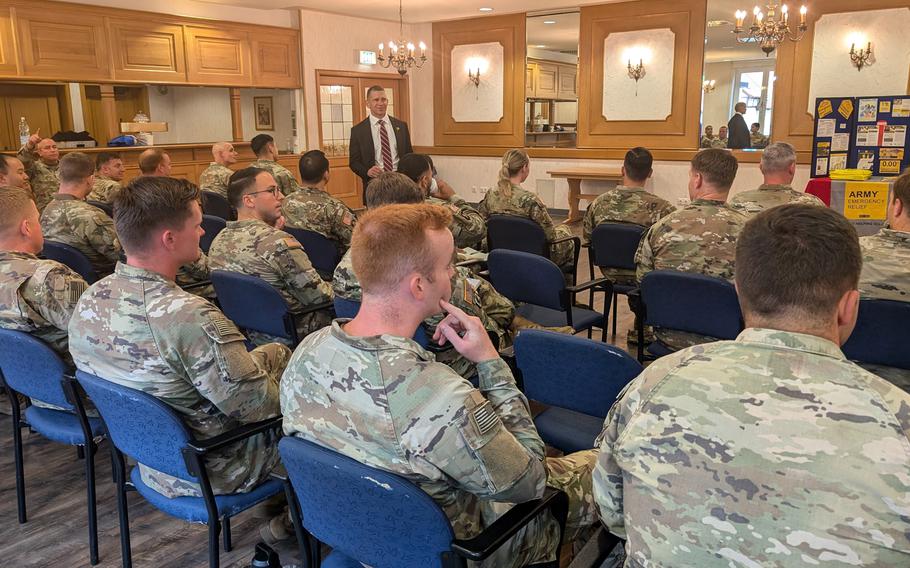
[557,64,577,100]
[525,63,537,98]
[108,19,186,83]
[251,31,300,88]
[15,8,110,81]
[526,59,577,100]
[185,26,252,86]
[535,61,558,99]
[0,11,18,77]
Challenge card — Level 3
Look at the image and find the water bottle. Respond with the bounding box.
[18,117,29,147]
[250,542,281,568]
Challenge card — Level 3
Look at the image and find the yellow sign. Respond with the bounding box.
[818,99,833,118]
[880,100,892,113]
[838,99,854,119]
[844,182,889,220]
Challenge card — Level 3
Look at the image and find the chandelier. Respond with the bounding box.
[733,2,807,56]
[377,0,427,75]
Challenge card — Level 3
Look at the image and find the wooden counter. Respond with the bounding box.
[547,167,623,223]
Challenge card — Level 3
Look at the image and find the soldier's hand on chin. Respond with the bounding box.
[433,299,498,363]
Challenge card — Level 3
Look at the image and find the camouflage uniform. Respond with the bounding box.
[699,136,715,149]
[281,186,356,255]
[176,252,217,301]
[208,219,333,345]
[198,162,234,199]
[711,138,728,149]
[427,195,486,250]
[594,328,910,566]
[635,198,746,350]
[583,186,676,286]
[250,159,298,196]
[86,175,121,204]
[40,194,121,277]
[281,322,598,568]
[750,132,770,148]
[68,262,291,498]
[479,184,575,271]
[17,147,59,212]
[730,184,825,216]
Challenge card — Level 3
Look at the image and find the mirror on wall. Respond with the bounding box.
[526,11,579,148]
[701,0,778,150]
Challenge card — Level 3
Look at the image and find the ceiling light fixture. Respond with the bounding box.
[543,20,556,24]
[733,2,807,56]
[479,7,493,12]
[377,0,427,76]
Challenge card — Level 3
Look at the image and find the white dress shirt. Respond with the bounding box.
[369,113,399,172]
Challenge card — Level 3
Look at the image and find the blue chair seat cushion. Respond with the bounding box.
[321,552,363,568]
[24,405,105,445]
[130,467,283,523]
[534,407,604,454]
[516,304,603,332]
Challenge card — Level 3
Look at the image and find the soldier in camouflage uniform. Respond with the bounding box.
[68,176,291,500]
[731,142,824,216]
[711,126,729,148]
[198,142,238,198]
[282,149,356,255]
[283,204,598,568]
[699,125,716,149]
[0,155,31,192]
[749,122,770,149]
[595,204,910,566]
[87,152,125,203]
[18,131,59,212]
[250,134,298,196]
[479,149,575,271]
[209,167,333,345]
[636,149,746,350]
[137,148,172,177]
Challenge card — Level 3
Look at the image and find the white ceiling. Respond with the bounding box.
[527,12,579,53]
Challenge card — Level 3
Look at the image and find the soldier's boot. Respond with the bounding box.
[626,323,655,346]
[511,314,575,336]
[259,510,295,546]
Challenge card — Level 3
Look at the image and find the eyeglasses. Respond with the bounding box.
[245,186,281,198]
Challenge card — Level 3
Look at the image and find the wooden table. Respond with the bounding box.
[547,168,623,223]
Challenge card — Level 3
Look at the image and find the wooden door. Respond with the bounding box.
[535,61,558,99]
[184,25,251,86]
[81,85,149,143]
[15,8,110,81]
[526,63,537,98]
[557,64,578,100]
[107,18,186,83]
[0,84,68,151]
[251,30,301,88]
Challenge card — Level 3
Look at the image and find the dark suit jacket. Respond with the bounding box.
[348,115,413,192]
[727,113,751,149]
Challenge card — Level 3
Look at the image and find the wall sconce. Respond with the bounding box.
[468,68,481,87]
[465,56,488,99]
[703,79,716,93]
[627,59,645,95]
[849,41,874,71]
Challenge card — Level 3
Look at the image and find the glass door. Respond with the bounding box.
[733,68,774,136]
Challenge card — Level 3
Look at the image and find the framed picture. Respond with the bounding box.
[254,96,274,131]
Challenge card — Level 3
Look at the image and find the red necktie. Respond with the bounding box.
[378,119,393,172]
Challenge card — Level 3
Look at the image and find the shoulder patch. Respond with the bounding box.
[470,398,499,436]
[283,237,302,249]
[342,212,354,226]
[211,316,236,339]
[69,280,87,305]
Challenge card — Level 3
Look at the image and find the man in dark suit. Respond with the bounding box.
[727,102,751,150]
[348,85,413,200]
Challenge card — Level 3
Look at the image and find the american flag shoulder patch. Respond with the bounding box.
[471,400,499,436]
[212,317,236,339]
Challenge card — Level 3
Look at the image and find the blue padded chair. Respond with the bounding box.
[202,190,236,221]
[75,370,285,568]
[87,200,113,217]
[279,436,569,568]
[486,215,581,285]
[488,249,611,340]
[588,223,647,336]
[41,241,99,284]
[284,226,342,281]
[0,330,105,564]
[636,270,743,362]
[842,299,910,369]
[515,330,642,453]
[333,297,433,350]
[200,215,227,254]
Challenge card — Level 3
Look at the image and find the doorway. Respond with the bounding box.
[732,66,775,136]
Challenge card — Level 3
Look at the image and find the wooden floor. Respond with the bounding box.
[0,218,639,567]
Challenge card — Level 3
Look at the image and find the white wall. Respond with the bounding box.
[148,86,232,144]
[240,89,296,151]
[57,0,297,28]
[702,60,735,133]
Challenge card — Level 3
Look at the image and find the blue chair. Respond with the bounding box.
[333,296,433,350]
[41,241,99,284]
[842,299,910,369]
[201,191,236,221]
[0,330,105,565]
[200,215,227,254]
[75,370,285,568]
[636,270,743,362]
[87,200,113,217]
[514,330,642,453]
[488,249,610,340]
[588,223,647,336]
[211,269,333,345]
[487,215,581,285]
[279,436,569,568]
[284,226,342,281]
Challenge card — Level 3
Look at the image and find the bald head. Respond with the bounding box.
[138,149,171,176]
[35,138,59,165]
[212,142,238,166]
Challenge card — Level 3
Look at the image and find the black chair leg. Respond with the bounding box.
[611,293,618,336]
[637,313,644,363]
[12,416,26,524]
[113,459,132,568]
[222,515,232,552]
[208,518,221,568]
[77,445,85,460]
[283,480,316,568]
[85,443,99,565]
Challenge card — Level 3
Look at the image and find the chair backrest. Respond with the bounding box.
[842,299,910,369]
[284,227,341,276]
[488,249,565,311]
[200,214,227,254]
[515,329,642,418]
[590,223,646,271]
[0,329,73,410]
[201,191,236,220]
[87,200,113,218]
[210,270,294,340]
[486,215,549,258]
[279,437,455,568]
[640,270,743,340]
[76,370,197,481]
[332,297,431,349]
[41,240,99,284]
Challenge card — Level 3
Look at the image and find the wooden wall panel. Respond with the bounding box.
[433,13,526,148]
[251,32,301,88]
[15,8,110,81]
[185,26,251,86]
[108,19,186,83]
[0,9,18,77]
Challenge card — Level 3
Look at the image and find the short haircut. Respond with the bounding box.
[366,85,385,99]
[691,148,738,190]
[735,102,747,111]
[227,167,267,208]
[0,154,19,175]
[58,152,95,184]
[351,203,453,295]
[95,152,121,170]
[365,172,424,208]
[751,122,761,129]
[114,176,200,254]
[397,153,431,183]
[0,187,35,236]
[623,147,653,182]
[891,169,910,213]
[760,142,797,173]
[251,134,273,156]
[138,149,167,174]
[736,204,861,322]
[299,150,329,184]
